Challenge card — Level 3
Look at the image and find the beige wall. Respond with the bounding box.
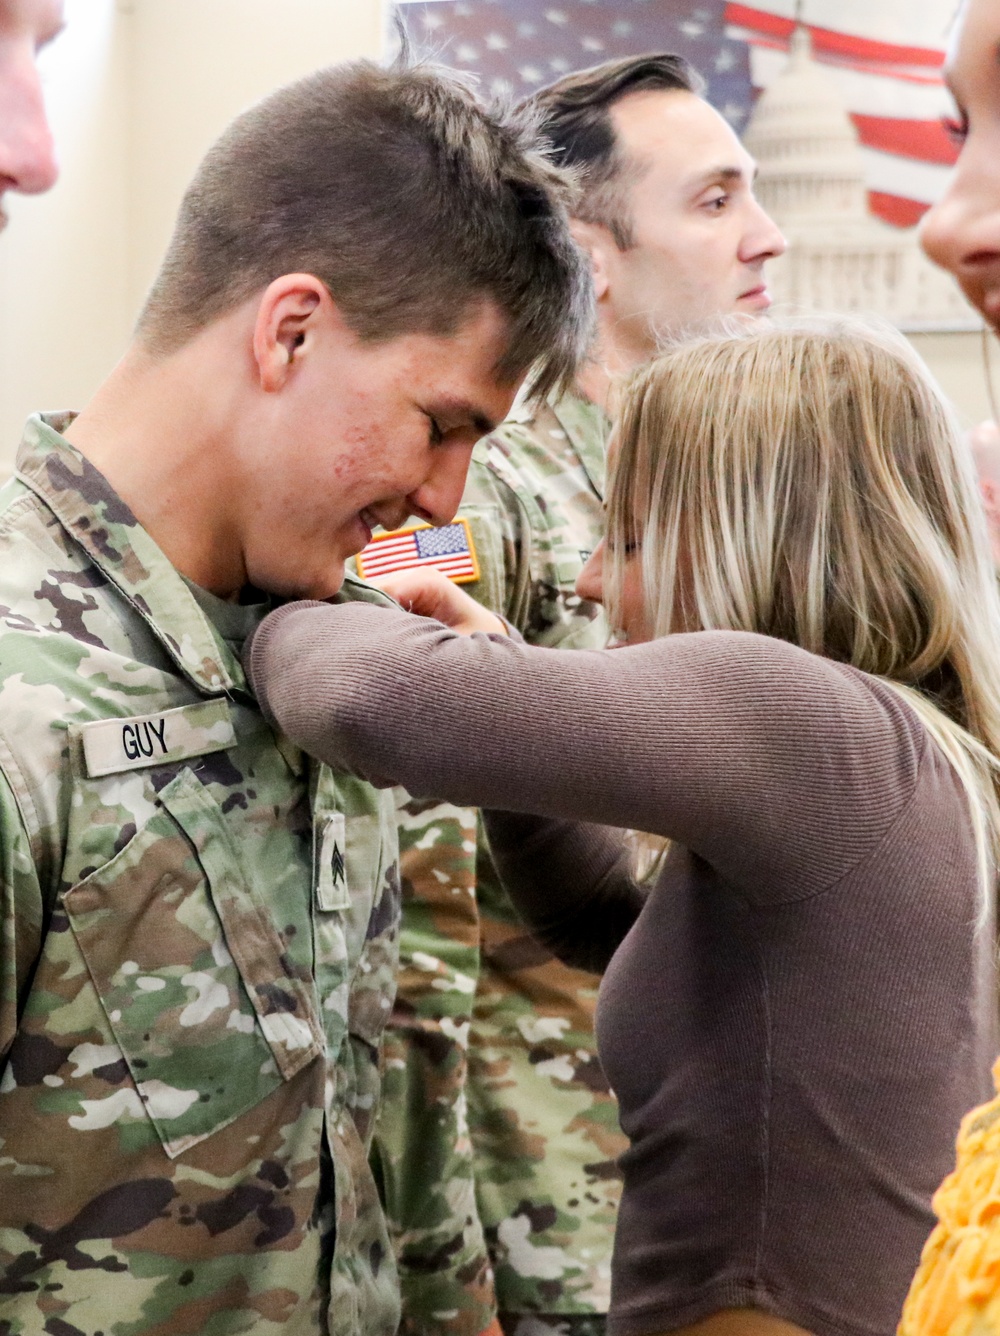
[126,0,387,317]
[0,0,385,474]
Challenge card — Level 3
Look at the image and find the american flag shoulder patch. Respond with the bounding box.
[355,518,480,585]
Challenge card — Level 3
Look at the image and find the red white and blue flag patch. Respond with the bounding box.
[356,518,480,585]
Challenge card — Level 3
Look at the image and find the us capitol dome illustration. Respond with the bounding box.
[742,24,975,330]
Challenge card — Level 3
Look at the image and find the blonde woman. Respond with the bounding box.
[246,319,1000,1336]
[890,0,1000,1328]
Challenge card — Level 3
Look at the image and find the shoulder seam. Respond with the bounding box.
[755,715,929,911]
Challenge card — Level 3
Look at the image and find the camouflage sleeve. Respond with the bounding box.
[0,765,44,1062]
[372,793,497,1336]
[459,454,533,631]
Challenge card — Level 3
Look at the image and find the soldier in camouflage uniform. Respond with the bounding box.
[0,60,591,1336]
[0,415,401,1335]
[371,52,787,1336]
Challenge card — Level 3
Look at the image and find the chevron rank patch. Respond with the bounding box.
[315,811,349,912]
[355,518,480,585]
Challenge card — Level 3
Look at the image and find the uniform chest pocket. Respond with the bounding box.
[63,768,323,1158]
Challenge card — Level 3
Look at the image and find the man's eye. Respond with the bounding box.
[704,194,729,212]
[942,112,969,146]
[427,417,444,446]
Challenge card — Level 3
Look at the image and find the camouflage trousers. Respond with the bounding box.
[501,1317,607,1336]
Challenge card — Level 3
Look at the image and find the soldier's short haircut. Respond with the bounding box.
[526,53,704,248]
[136,60,594,397]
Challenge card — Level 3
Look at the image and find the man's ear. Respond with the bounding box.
[252,274,327,392]
[569,218,614,302]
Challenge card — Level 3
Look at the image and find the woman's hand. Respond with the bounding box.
[372,568,508,637]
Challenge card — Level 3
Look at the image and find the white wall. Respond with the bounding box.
[0,0,386,474]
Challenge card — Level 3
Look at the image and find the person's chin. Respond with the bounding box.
[979,286,1000,333]
[306,565,347,601]
[282,558,348,603]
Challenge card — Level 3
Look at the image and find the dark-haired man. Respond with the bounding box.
[369,53,785,1336]
[0,61,590,1334]
[0,0,63,230]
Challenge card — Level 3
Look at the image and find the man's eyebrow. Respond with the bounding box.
[688,164,749,191]
[433,396,498,436]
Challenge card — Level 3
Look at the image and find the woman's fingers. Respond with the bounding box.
[371,569,507,636]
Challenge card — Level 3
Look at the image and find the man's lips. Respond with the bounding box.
[354,510,376,549]
[738,284,771,308]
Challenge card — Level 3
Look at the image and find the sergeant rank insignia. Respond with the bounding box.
[356,518,480,585]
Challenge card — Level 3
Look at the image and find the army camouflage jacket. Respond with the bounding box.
[459,386,608,646]
[0,416,401,1336]
[373,388,627,1336]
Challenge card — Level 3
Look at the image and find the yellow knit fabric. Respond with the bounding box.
[899,1059,1000,1335]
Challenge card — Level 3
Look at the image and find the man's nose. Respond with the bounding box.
[409,441,477,526]
[920,181,1000,281]
[741,197,787,264]
[0,55,59,196]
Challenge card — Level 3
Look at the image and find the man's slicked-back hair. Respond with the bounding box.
[137,60,594,397]
[525,53,704,248]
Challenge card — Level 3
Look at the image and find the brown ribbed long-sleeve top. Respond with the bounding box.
[246,601,997,1336]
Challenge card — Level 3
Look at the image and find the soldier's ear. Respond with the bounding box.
[569,219,612,302]
[252,276,325,392]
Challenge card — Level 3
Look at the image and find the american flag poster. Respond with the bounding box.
[395,0,958,229]
[356,519,481,584]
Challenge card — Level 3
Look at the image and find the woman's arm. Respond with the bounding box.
[246,600,922,905]
[481,811,646,972]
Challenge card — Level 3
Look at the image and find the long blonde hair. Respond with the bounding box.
[607,316,1000,904]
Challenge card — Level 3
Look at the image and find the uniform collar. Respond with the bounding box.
[548,385,610,499]
[15,413,244,695]
[503,381,610,499]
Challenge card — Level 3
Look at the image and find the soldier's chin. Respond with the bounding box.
[301,563,347,602]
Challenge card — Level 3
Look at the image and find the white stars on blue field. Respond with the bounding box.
[397,0,754,131]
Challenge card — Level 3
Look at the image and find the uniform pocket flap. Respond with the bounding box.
[157,769,324,1082]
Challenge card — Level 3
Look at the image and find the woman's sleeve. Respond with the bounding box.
[480,811,646,972]
[246,600,923,905]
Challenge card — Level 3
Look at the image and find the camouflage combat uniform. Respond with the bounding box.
[371,388,625,1336]
[0,415,401,1336]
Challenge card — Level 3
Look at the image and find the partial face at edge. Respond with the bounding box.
[576,538,651,645]
[0,0,63,230]
[920,0,1000,329]
[576,429,652,644]
[600,89,786,350]
[239,297,519,601]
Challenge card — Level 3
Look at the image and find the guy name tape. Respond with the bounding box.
[79,699,236,778]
